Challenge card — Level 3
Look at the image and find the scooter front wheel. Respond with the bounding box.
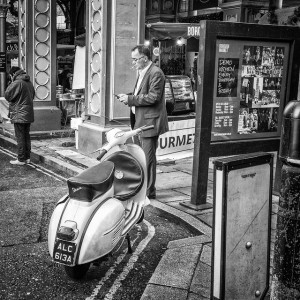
[64,263,91,280]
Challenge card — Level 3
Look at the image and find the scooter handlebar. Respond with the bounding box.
[95,125,155,160]
[96,149,108,161]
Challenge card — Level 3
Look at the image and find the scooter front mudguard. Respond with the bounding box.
[48,196,125,266]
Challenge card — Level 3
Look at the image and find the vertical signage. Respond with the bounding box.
[0,52,6,72]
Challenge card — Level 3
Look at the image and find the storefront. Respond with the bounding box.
[147,22,201,157]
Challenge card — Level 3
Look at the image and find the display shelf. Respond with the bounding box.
[165,75,195,115]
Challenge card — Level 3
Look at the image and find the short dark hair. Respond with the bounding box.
[131,45,151,60]
[9,66,21,76]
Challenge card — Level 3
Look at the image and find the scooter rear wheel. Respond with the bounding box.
[64,263,91,280]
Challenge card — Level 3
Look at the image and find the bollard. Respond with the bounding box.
[271,100,300,299]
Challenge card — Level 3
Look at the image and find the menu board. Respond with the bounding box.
[217,58,239,97]
[212,40,289,141]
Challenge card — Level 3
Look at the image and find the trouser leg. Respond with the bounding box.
[140,136,158,198]
[24,123,31,160]
[14,123,26,162]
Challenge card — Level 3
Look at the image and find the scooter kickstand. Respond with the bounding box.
[126,233,133,254]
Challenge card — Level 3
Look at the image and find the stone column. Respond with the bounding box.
[78,0,145,156]
[19,0,61,131]
[0,0,8,97]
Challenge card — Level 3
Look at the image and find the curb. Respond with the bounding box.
[0,133,83,177]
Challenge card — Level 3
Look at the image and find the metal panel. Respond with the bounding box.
[225,164,270,299]
[212,152,272,299]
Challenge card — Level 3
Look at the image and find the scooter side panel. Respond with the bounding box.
[77,198,125,264]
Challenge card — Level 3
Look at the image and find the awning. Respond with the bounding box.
[147,22,201,40]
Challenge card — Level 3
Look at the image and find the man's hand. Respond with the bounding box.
[118,94,128,105]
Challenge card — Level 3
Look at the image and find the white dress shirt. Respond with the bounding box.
[132,62,152,114]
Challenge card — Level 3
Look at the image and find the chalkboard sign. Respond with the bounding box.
[0,52,6,72]
[217,58,239,97]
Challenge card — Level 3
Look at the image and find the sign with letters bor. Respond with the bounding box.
[157,119,195,156]
[187,26,201,37]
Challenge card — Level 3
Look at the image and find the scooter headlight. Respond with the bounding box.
[57,221,78,241]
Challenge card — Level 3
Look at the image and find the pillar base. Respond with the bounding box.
[180,201,213,211]
[31,106,61,131]
[78,122,112,158]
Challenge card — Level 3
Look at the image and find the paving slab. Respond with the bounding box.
[196,213,213,227]
[141,284,188,300]
[156,189,190,203]
[167,201,208,217]
[200,244,212,266]
[151,200,212,237]
[156,171,192,190]
[148,245,202,289]
[41,155,83,176]
[189,261,211,299]
[188,291,210,300]
[172,161,193,174]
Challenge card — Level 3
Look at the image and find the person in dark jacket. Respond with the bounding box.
[5,66,35,165]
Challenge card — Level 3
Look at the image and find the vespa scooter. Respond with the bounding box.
[48,125,153,279]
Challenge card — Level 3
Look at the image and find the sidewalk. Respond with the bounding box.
[0,123,278,299]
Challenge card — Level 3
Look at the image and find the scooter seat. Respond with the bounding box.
[103,151,144,200]
[67,161,115,202]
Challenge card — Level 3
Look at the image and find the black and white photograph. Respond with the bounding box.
[0,2,299,300]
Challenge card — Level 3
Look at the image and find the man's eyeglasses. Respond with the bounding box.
[131,56,145,63]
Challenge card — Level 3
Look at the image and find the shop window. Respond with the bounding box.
[163,0,174,12]
[192,0,218,10]
[178,0,189,13]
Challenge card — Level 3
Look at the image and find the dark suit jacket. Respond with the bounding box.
[128,63,169,138]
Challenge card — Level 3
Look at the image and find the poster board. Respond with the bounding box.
[189,20,300,208]
[212,40,289,141]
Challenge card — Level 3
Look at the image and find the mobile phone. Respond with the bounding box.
[114,94,120,99]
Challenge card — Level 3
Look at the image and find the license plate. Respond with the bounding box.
[53,239,76,266]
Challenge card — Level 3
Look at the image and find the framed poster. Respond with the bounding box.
[212,40,289,141]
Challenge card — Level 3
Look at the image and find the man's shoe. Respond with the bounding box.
[26,159,30,164]
[10,160,25,165]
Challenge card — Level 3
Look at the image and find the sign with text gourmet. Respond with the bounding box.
[212,40,289,141]
[157,119,195,156]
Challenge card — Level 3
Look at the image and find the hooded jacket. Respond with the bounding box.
[5,69,35,123]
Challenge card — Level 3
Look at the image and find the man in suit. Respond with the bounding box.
[118,45,169,199]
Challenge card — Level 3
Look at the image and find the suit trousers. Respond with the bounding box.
[138,136,158,198]
[14,123,31,162]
